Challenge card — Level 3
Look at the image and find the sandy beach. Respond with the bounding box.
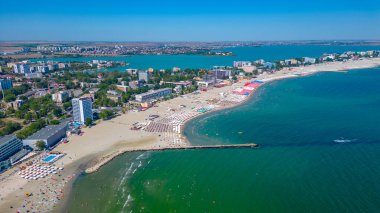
[0,57,379,213]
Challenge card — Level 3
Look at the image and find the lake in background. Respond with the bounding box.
[32,45,380,70]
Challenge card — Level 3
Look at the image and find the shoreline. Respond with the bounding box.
[79,58,380,175]
[0,58,380,213]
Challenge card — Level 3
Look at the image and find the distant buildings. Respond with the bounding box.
[116,81,129,92]
[25,72,43,79]
[6,99,24,110]
[13,62,30,74]
[0,78,13,90]
[321,54,336,61]
[23,121,69,149]
[284,59,299,66]
[263,62,276,69]
[233,61,252,68]
[129,80,145,89]
[106,90,122,102]
[233,61,257,73]
[135,88,172,103]
[303,57,317,64]
[58,63,69,69]
[72,98,93,124]
[52,91,70,103]
[241,65,257,73]
[209,69,231,80]
[172,67,181,72]
[138,70,149,83]
[37,65,49,73]
[126,68,138,75]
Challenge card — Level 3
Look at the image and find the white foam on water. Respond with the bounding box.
[121,194,133,211]
[132,168,137,174]
[118,163,134,191]
[136,152,148,160]
[333,139,357,143]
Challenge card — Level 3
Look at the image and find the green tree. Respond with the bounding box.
[35,140,46,151]
[99,110,114,120]
[63,101,72,110]
[85,117,93,126]
[0,122,22,136]
[4,94,16,102]
[50,119,60,125]
[53,108,63,117]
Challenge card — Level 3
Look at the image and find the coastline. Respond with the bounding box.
[0,58,380,213]
[83,58,380,174]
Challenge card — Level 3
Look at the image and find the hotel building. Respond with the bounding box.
[0,78,13,90]
[0,135,23,162]
[135,88,172,103]
[23,121,69,149]
[72,98,93,124]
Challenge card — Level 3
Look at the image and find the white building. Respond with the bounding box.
[23,121,69,149]
[303,57,317,64]
[52,91,70,103]
[135,88,172,103]
[13,63,30,74]
[233,61,252,68]
[138,70,149,82]
[37,65,49,73]
[209,69,231,80]
[72,98,93,124]
[173,67,181,72]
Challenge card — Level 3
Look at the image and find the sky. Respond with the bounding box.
[0,0,380,41]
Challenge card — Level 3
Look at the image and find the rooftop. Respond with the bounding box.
[0,135,18,146]
[24,120,69,141]
[137,88,172,96]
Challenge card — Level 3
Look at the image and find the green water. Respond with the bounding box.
[33,45,380,70]
[67,68,380,213]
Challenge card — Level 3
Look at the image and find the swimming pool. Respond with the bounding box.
[41,154,61,163]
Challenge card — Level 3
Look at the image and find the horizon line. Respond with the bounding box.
[1,39,380,43]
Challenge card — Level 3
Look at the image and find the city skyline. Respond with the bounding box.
[1,0,380,41]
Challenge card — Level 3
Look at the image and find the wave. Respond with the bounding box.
[136,152,146,160]
[118,162,134,191]
[333,139,358,143]
[121,194,133,212]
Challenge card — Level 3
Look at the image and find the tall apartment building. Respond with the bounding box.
[13,63,30,74]
[52,91,70,103]
[138,70,149,83]
[72,98,93,124]
[0,78,13,90]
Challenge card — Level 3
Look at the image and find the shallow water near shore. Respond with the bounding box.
[66,67,380,212]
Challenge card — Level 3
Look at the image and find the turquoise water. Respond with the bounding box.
[67,67,380,212]
[42,155,56,162]
[33,45,380,70]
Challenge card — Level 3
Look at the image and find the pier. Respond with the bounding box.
[160,143,259,151]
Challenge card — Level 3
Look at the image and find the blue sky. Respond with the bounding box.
[0,0,379,41]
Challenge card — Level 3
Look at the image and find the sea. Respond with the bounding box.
[65,46,380,213]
